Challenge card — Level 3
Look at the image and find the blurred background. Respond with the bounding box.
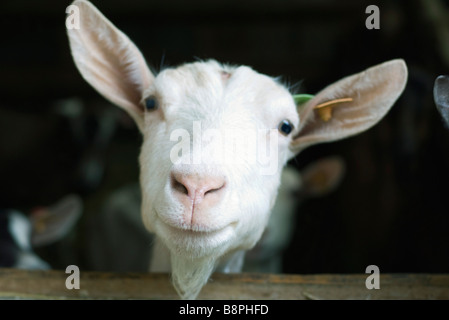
[1,0,449,275]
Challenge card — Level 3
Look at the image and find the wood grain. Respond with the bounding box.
[0,268,448,300]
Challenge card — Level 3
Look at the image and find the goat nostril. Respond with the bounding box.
[175,182,189,195]
[171,174,189,195]
[204,182,226,196]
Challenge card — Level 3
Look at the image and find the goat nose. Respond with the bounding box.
[171,171,226,204]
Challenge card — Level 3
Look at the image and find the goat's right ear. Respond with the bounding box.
[434,75,449,127]
[67,0,154,131]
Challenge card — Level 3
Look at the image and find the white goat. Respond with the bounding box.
[67,0,408,299]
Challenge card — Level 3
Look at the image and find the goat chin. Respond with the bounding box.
[170,252,216,300]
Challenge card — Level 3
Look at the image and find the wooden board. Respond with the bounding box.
[0,268,448,300]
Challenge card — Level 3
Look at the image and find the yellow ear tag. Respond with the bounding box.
[314,97,353,122]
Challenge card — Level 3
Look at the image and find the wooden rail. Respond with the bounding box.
[0,268,448,300]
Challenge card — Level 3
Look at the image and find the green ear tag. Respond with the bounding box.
[293,94,314,106]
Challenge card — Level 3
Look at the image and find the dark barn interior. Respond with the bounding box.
[1,0,449,280]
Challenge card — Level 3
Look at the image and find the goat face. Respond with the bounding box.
[139,60,298,260]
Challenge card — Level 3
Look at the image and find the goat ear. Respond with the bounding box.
[434,75,449,127]
[290,59,407,153]
[301,156,345,197]
[67,0,154,131]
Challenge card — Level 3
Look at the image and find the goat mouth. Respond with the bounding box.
[155,209,236,234]
[153,209,238,254]
[155,212,236,251]
[162,222,236,256]
[163,221,236,236]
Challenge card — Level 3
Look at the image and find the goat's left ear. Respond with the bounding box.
[290,59,408,154]
[434,75,449,127]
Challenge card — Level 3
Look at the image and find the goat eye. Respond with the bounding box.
[144,97,158,111]
[278,119,294,136]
